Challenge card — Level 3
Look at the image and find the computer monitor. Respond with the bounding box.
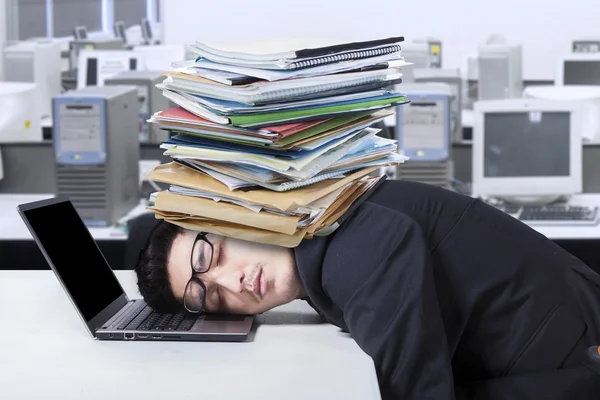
[523,85,600,142]
[132,44,185,70]
[477,43,523,100]
[472,99,584,202]
[141,18,153,44]
[572,38,600,53]
[77,49,146,89]
[0,82,42,143]
[557,53,600,86]
[113,21,127,44]
[3,39,62,119]
[73,26,88,40]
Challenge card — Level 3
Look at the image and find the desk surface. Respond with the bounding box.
[0,271,379,400]
[0,194,148,241]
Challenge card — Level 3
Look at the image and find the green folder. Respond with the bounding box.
[169,111,376,148]
[228,95,407,127]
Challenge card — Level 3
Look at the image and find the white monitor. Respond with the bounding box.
[0,82,42,143]
[557,53,600,86]
[125,25,143,46]
[3,39,62,119]
[132,44,184,70]
[472,99,583,202]
[523,85,600,142]
[477,43,523,100]
[77,49,146,89]
[572,38,600,53]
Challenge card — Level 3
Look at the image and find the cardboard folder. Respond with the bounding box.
[153,190,301,235]
[155,215,309,248]
[147,162,378,211]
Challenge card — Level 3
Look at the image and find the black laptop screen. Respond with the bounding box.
[22,200,124,321]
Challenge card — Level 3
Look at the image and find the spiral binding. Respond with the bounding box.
[259,74,390,103]
[288,44,402,70]
[278,170,346,191]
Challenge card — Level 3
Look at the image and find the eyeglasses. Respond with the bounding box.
[182,233,214,313]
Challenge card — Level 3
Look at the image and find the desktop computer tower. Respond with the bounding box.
[52,85,140,226]
[395,84,454,189]
[105,71,170,143]
[3,39,62,119]
[414,68,463,142]
[477,43,523,101]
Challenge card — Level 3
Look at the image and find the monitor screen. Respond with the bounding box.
[563,60,600,85]
[21,200,124,322]
[483,111,570,178]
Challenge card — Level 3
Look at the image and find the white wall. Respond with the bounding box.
[160,0,600,81]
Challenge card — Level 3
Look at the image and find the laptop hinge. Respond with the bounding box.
[87,294,130,334]
[100,299,139,330]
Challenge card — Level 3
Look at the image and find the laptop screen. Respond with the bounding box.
[21,199,124,322]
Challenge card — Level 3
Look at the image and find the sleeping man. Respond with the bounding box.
[135,179,600,399]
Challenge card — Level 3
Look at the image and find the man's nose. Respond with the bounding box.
[206,268,244,293]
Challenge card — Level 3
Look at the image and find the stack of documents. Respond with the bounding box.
[146,37,411,247]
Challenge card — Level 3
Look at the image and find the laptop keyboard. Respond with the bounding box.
[112,302,197,331]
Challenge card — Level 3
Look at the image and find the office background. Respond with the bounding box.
[160,0,596,80]
[0,0,599,274]
[4,0,599,79]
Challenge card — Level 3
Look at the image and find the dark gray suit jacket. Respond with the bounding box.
[294,180,600,399]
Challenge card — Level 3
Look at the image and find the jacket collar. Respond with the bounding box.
[293,236,347,329]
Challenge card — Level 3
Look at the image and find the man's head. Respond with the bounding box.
[135,221,306,315]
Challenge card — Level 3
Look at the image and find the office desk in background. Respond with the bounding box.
[0,271,380,400]
[0,141,170,194]
[1,193,600,271]
[0,194,145,270]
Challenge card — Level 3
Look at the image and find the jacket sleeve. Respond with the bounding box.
[322,203,456,400]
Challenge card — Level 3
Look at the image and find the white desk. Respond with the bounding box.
[0,271,380,400]
[0,194,148,241]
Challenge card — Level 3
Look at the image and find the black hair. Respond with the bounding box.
[134,220,185,313]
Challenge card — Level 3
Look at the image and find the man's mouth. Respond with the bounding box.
[249,265,268,300]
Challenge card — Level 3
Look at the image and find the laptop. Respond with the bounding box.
[17,196,254,342]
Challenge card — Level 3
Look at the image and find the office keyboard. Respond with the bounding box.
[109,302,197,331]
[502,205,600,226]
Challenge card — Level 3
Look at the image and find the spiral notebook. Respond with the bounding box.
[188,36,405,71]
[160,68,403,105]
